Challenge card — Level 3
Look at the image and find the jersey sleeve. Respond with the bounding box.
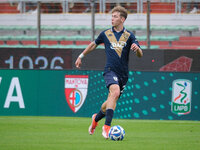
[94,31,104,45]
[130,33,141,48]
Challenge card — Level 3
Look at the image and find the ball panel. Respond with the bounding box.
[108,125,125,141]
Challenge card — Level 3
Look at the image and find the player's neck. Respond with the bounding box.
[113,25,124,32]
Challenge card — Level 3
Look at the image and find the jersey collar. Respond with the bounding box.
[111,26,126,33]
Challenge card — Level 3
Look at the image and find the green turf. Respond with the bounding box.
[0,116,199,150]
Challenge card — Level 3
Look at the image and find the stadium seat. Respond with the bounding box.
[0,44,159,49]
[0,35,179,42]
[0,25,198,49]
[0,35,178,48]
[140,45,160,49]
[0,25,198,32]
[0,44,36,48]
[0,35,11,41]
[136,35,179,46]
[41,35,64,41]
[0,25,36,31]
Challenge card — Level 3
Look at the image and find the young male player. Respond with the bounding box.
[75,6,143,139]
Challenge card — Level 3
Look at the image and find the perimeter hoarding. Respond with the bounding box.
[0,69,199,120]
[0,48,72,69]
[1,48,200,72]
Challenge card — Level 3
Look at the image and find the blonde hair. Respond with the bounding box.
[111,6,128,20]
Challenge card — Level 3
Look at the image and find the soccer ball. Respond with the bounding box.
[108,125,125,141]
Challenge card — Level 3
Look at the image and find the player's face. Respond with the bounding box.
[112,11,124,27]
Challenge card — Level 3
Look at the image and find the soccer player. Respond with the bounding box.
[75,6,143,139]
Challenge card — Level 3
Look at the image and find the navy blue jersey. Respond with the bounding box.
[95,27,140,78]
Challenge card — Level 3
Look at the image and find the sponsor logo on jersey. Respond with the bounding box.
[110,41,127,50]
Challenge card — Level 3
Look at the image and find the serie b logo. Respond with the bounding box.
[65,75,88,113]
[171,79,192,115]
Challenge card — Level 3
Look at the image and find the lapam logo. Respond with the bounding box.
[171,79,192,115]
[65,75,88,113]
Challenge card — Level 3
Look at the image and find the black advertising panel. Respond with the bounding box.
[129,49,164,71]
[0,48,200,72]
[72,49,106,70]
[0,48,72,70]
[162,50,200,72]
[72,49,164,71]
[129,49,200,72]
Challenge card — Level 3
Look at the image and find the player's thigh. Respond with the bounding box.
[109,84,120,98]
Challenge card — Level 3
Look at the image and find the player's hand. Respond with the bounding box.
[131,43,143,57]
[75,57,82,69]
[131,43,139,52]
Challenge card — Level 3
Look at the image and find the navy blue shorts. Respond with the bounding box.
[103,71,128,95]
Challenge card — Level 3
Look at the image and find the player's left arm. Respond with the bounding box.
[131,43,143,58]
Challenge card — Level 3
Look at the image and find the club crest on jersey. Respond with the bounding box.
[113,76,118,81]
[123,33,129,40]
[65,75,89,113]
[171,79,192,115]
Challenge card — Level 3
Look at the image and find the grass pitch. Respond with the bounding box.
[0,116,200,150]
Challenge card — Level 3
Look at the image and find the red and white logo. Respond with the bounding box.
[64,75,88,113]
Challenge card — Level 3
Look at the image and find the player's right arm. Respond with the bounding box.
[75,41,97,69]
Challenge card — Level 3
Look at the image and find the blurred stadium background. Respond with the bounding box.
[0,0,199,49]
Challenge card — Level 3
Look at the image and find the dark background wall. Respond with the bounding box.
[0,48,200,72]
